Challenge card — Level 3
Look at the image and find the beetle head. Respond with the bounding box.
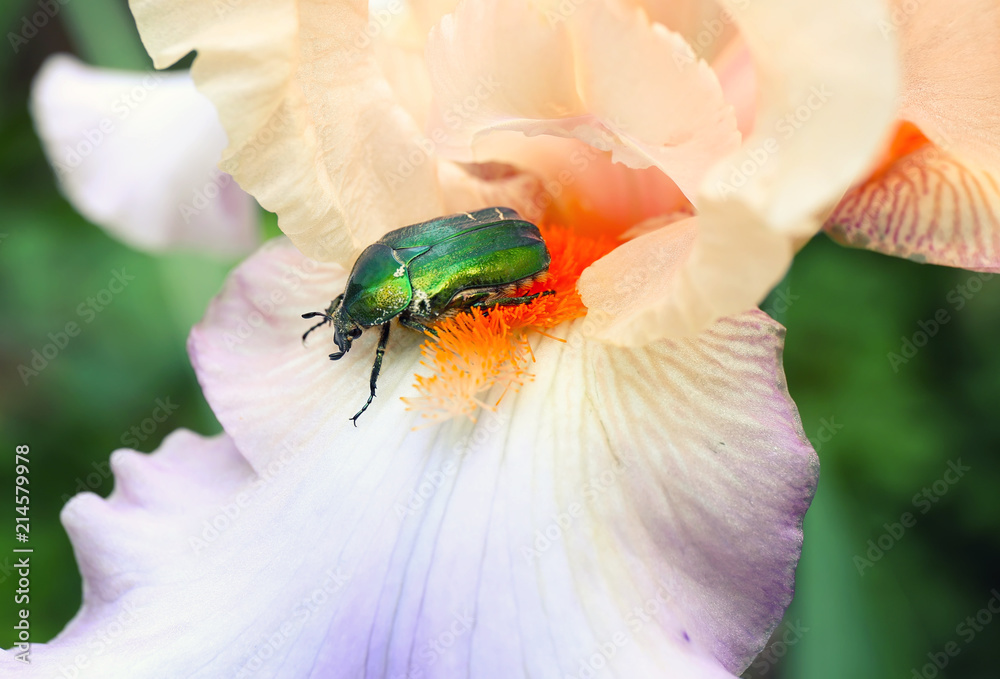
[302,293,361,357]
[330,307,363,360]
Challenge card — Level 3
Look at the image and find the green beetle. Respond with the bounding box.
[303,206,553,424]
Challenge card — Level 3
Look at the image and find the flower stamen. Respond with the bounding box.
[403,222,616,423]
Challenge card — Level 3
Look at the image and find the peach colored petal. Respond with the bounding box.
[425,0,739,202]
[711,35,756,139]
[699,0,899,236]
[430,133,690,236]
[129,0,444,265]
[579,212,794,344]
[826,132,1000,272]
[894,0,1000,168]
[374,33,435,129]
[634,0,740,63]
[436,159,546,218]
[582,0,901,342]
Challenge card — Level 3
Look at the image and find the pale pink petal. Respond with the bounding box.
[186,239,812,675]
[129,0,444,265]
[445,135,691,234]
[827,135,1000,271]
[894,0,1000,168]
[712,35,757,139]
[30,54,258,257]
[426,0,739,201]
[11,239,816,676]
[436,160,547,220]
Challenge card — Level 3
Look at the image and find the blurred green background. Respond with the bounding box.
[1,1,998,677]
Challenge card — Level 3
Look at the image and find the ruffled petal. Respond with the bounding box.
[129,0,444,265]
[425,0,739,201]
[698,0,899,236]
[30,54,259,256]
[826,126,1000,271]
[637,0,740,63]
[181,239,819,675]
[894,0,1000,168]
[712,35,756,139]
[438,135,691,236]
[582,0,901,342]
[578,212,794,342]
[435,160,547,221]
[14,239,816,676]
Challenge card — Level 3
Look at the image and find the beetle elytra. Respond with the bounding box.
[303,206,553,424]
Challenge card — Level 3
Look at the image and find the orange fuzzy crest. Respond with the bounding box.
[402,223,616,424]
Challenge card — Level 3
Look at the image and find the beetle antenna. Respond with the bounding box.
[301,311,333,344]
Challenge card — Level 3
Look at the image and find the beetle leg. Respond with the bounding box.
[473,289,555,310]
[398,314,437,337]
[350,322,391,426]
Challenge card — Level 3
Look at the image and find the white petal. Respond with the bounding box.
[30,54,259,257]
[14,239,816,677]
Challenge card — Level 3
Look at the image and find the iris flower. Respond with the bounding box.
[31,54,260,257]
[12,0,999,676]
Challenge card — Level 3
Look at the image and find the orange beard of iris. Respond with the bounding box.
[402,222,616,424]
